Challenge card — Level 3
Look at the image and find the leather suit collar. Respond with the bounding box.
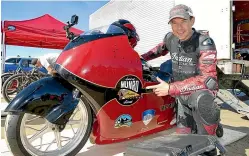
[178,28,200,53]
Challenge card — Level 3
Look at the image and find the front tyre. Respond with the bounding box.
[4,99,93,156]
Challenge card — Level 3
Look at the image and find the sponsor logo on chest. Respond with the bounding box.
[171,53,193,63]
[180,85,203,93]
[203,54,215,59]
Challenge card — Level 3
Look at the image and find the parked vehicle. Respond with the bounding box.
[4,57,47,73]
[4,57,22,72]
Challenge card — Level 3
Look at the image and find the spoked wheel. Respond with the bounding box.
[1,73,14,87]
[1,73,15,95]
[2,73,34,103]
[4,99,93,156]
[2,74,27,103]
[6,79,19,94]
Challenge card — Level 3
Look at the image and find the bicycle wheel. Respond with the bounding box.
[2,73,32,103]
[1,72,14,86]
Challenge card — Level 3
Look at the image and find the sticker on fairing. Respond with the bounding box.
[114,114,132,128]
[160,103,175,111]
[142,109,155,125]
[116,75,142,105]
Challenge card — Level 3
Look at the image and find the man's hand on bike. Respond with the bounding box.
[146,77,170,96]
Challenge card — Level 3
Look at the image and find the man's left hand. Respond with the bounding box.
[146,77,170,96]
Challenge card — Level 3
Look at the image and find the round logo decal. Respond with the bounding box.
[116,75,142,105]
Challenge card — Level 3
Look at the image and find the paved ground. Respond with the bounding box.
[0,117,247,156]
[1,92,249,156]
[219,110,249,156]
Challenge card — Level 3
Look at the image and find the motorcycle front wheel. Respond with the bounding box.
[4,98,93,156]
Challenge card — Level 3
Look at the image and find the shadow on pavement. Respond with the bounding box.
[221,124,249,156]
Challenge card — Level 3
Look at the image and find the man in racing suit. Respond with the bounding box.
[145,4,220,137]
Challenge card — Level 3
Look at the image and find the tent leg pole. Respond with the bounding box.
[1,32,6,73]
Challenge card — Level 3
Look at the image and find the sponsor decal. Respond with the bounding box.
[180,85,203,93]
[205,50,216,53]
[203,54,215,59]
[202,52,216,64]
[142,109,155,125]
[114,114,132,128]
[116,76,142,105]
[202,38,214,46]
[202,60,214,64]
[160,103,175,111]
[199,30,209,36]
[171,53,192,63]
[7,25,16,31]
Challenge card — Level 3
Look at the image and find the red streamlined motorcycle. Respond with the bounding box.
[4,15,176,156]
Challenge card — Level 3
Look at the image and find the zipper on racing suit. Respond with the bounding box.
[177,42,181,81]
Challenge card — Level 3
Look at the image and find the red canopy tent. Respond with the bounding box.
[2,14,83,49]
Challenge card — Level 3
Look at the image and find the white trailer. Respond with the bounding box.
[89,0,233,63]
[89,0,247,68]
[90,0,249,117]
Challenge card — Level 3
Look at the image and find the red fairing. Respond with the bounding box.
[141,42,168,61]
[56,34,176,145]
[169,50,217,96]
[56,35,143,88]
[94,93,175,144]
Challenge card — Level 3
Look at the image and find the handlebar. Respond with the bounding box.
[31,67,38,75]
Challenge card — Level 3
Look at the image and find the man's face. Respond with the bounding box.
[170,17,194,41]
